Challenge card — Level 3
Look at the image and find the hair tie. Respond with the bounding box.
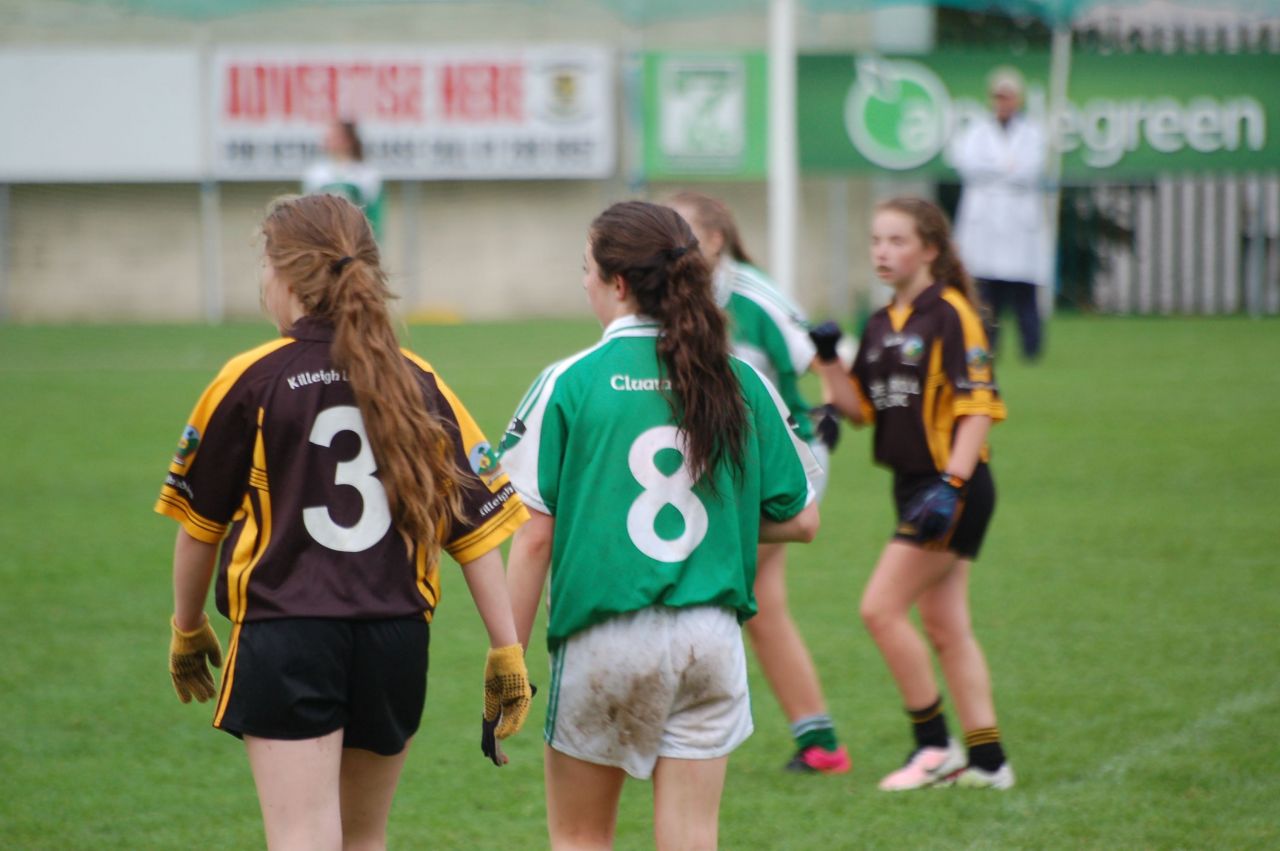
[665,243,695,263]
[331,256,354,275]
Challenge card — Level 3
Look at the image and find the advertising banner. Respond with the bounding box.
[641,51,768,181]
[212,45,615,180]
[800,49,1277,180]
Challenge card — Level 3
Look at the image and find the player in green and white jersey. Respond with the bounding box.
[668,191,851,775]
[502,201,820,850]
[303,120,385,242]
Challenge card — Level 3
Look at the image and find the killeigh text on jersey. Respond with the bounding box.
[610,374,672,392]
[286,369,349,390]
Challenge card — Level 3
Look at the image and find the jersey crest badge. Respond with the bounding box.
[900,334,925,364]
[173,425,200,467]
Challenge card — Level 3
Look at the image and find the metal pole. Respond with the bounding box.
[0,184,9,323]
[768,0,798,299]
[400,180,422,310]
[200,180,224,324]
[1043,23,1073,320]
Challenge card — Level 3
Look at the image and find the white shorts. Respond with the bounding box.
[544,605,753,780]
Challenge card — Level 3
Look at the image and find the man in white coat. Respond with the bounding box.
[949,67,1051,361]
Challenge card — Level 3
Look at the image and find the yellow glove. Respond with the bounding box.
[481,644,532,765]
[169,615,223,704]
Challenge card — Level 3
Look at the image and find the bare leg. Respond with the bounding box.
[917,560,997,733]
[744,542,829,723]
[544,746,627,851]
[245,730,344,851]
[339,741,413,851]
[859,542,958,708]
[652,756,728,851]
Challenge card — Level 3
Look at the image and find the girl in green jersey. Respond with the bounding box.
[504,201,820,850]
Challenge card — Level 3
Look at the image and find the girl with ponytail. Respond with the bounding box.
[811,196,1015,790]
[502,200,820,849]
[157,193,532,848]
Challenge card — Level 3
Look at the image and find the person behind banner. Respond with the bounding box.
[303,119,386,242]
[503,201,821,849]
[155,194,531,849]
[810,197,1014,791]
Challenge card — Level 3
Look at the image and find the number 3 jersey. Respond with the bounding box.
[501,314,820,650]
[154,317,528,623]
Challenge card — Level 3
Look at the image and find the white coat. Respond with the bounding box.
[948,113,1051,287]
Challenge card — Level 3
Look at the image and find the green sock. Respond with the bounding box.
[792,715,839,752]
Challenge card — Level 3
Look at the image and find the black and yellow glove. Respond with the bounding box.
[169,614,223,704]
[480,644,532,766]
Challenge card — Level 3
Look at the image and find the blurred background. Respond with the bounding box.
[1,0,1277,325]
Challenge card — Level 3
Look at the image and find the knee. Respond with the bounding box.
[921,616,968,654]
[860,599,898,638]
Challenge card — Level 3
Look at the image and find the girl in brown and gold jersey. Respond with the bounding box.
[812,197,1014,791]
[157,194,532,848]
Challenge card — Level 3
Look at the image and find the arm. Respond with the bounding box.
[459,546,520,649]
[759,501,819,544]
[506,509,554,651]
[173,528,218,631]
[813,359,867,425]
[945,415,992,481]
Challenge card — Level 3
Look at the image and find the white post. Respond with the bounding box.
[1043,23,1073,320]
[0,184,9,322]
[197,31,223,324]
[768,0,798,299]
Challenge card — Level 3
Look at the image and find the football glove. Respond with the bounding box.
[808,321,843,364]
[898,474,967,544]
[169,614,222,704]
[481,644,532,766]
[811,404,841,452]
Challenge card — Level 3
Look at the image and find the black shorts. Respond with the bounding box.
[215,617,429,756]
[892,463,996,559]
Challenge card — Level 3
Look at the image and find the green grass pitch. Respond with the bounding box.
[0,315,1277,849]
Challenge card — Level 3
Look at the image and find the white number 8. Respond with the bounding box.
[303,405,392,553]
[626,425,709,563]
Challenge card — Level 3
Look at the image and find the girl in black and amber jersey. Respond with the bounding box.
[812,197,1014,791]
[155,194,532,849]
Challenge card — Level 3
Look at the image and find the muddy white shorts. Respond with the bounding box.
[543,605,753,780]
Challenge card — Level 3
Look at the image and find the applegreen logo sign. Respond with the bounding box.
[844,57,951,170]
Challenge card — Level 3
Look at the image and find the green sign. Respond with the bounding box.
[642,51,768,180]
[799,50,1278,179]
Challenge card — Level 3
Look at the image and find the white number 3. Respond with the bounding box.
[626,425,709,562]
[303,405,392,553]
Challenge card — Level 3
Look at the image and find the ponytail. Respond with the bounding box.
[262,194,466,553]
[589,201,748,488]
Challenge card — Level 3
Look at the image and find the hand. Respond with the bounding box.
[481,645,532,766]
[811,404,841,452]
[169,614,223,704]
[898,474,967,544]
[808,321,843,363]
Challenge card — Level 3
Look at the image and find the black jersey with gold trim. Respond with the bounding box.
[851,283,1007,476]
[155,317,528,623]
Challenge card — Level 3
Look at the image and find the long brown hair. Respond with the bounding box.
[876,196,981,307]
[261,194,465,551]
[667,190,753,265]
[589,200,748,487]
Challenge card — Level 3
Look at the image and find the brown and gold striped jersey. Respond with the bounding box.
[850,283,1007,476]
[155,317,528,623]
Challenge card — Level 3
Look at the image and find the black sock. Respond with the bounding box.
[965,727,1006,771]
[907,697,949,750]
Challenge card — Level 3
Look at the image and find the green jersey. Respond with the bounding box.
[502,314,819,650]
[713,258,817,442]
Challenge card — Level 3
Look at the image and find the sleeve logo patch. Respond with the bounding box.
[173,425,200,466]
[967,347,992,369]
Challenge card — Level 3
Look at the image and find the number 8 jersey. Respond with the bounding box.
[154,317,528,624]
[501,315,820,651]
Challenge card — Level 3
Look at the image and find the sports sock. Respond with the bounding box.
[907,697,949,750]
[964,727,1006,771]
[791,714,839,752]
